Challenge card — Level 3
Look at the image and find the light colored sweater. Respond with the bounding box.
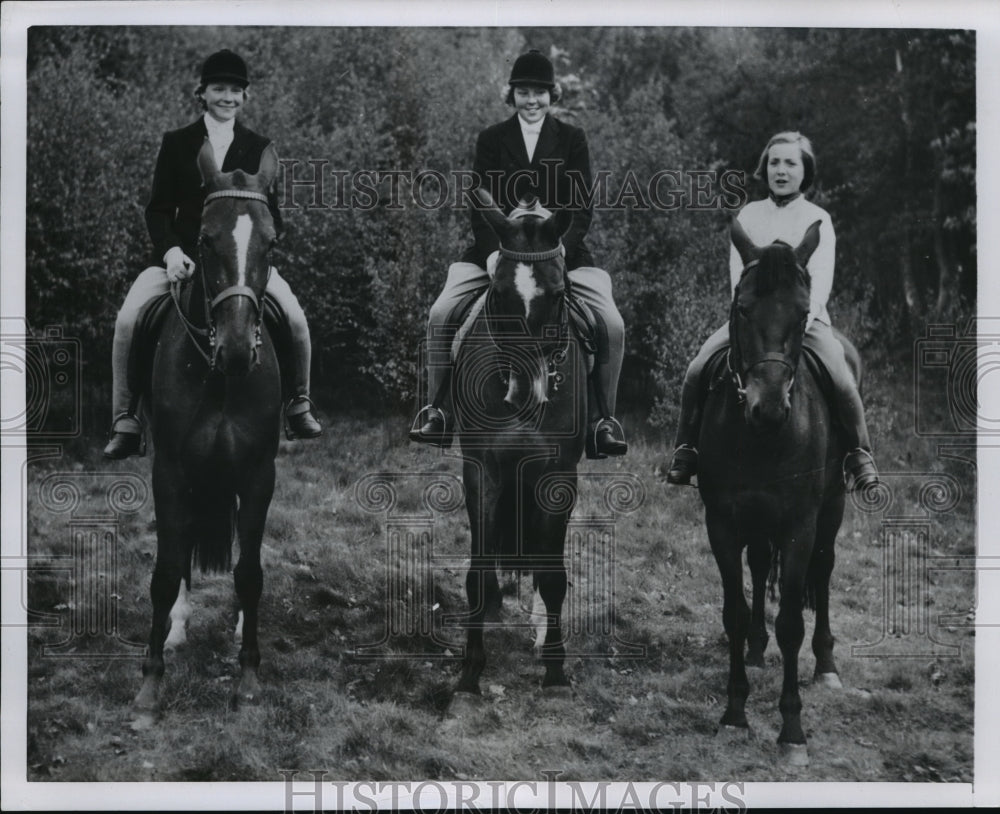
[729,195,836,326]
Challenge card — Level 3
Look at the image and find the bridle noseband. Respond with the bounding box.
[172,189,272,369]
[728,257,805,403]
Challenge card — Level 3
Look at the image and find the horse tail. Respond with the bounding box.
[767,543,780,602]
[766,544,818,611]
[192,493,236,574]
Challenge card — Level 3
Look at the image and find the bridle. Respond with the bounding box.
[484,241,571,396]
[171,189,271,369]
[727,257,805,404]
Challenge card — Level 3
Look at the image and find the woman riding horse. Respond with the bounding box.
[666,131,879,491]
[103,49,321,458]
[410,49,627,460]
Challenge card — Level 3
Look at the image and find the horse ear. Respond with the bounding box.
[257,143,279,187]
[197,139,221,185]
[730,216,760,266]
[794,220,823,267]
[470,186,512,239]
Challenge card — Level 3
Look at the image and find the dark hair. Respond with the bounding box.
[505,82,563,106]
[752,131,816,192]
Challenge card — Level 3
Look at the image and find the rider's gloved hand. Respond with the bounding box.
[164,246,195,283]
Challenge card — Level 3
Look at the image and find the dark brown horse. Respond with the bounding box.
[698,218,850,767]
[132,141,282,726]
[450,189,586,703]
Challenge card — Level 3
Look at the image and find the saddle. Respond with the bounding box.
[447,285,600,365]
[127,286,288,401]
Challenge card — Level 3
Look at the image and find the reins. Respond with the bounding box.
[170,188,271,369]
[728,258,807,403]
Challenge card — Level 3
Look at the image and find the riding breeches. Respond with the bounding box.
[672,320,872,452]
[110,266,311,424]
[424,260,625,419]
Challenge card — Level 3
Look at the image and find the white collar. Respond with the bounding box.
[518,115,545,135]
[203,113,236,138]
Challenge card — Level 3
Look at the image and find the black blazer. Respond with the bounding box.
[461,113,596,270]
[144,118,283,266]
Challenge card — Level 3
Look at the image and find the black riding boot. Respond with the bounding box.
[666,378,701,485]
[103,411,145,459]
[585,367,627,460]
[273,315,321,440]
[410,366,454,448]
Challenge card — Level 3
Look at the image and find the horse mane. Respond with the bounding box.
[736,242,811,298]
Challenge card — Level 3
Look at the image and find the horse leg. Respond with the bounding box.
[774,524,817,766]
[811,498,845,688]
[163,577,192,651]
[455,461,493,698]
[133,461,191,726]
[745,536,771,668]
[707,510,751,730]
[232,463,275,708]
[535,563,569,690]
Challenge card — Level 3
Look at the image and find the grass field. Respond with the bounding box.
[22,352,975,787]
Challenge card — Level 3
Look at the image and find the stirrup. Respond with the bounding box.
[843,447,879,490]
[666,444,698,485]
[103,411,146,458]
[587,416,627,459]
[409,404,452,447]
[284,395,322,440]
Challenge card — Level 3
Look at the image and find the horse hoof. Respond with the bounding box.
[542,684,573,699]
[814,672,843,689]
[129,711,157,732]
[745,653,765,669]
[779,742,810,768]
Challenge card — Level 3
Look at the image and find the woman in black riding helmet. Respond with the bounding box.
[410,49,627,459]
[103,49,321,458]
[410,51,628,458]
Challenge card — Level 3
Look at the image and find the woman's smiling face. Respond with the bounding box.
[513,85,551,124]
[202,82,245,123]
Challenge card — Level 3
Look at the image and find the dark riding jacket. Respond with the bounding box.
[462,113,596,271]
[144,118,283,267]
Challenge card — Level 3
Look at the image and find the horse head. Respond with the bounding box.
[196,140,279,376]
[471,187,569,409]
[729,217,820,432]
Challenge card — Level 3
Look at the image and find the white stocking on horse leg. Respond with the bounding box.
[164,582,191,650]
[530,587,547,658]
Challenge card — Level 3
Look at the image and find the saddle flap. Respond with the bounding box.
[127,292,173,400]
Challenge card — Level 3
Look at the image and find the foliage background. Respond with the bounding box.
[25,26,975,428]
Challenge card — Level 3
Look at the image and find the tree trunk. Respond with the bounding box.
[896,45,923,327]
[931,171,954,318]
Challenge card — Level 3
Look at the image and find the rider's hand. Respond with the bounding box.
[164,247,195,283]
